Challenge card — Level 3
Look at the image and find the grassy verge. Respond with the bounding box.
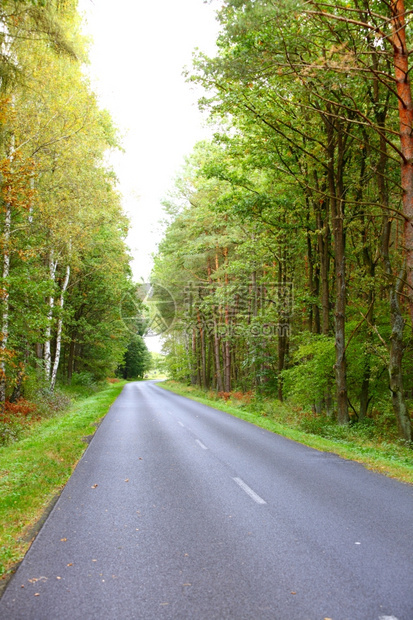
[159,380,413,485]
[0,380,125,582]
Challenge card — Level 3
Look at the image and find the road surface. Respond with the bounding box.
[1,380,412,619]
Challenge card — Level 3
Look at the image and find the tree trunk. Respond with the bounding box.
[332,201,348,423]
[277,329,286,402]
[44,250,57,382]
[249,270,259,388]
[223,248,231,393]
[206,336,212,388]
[0,140,14,409]
[380,218,411,441]
[326,119,349,424]
[208,258,223,392]
[316,195,331,336]
[10,365,24,402]
[380,214,411,442]
[197,308,207,388]
[213,325,223,392]
[0,197,11,408]
[50,263,70,391]
[389,266,412,441]
[277,257,288,401]
[306,216,321,334]
[191,328,198,385]
[224,314,231,393]
[390,0,413,329]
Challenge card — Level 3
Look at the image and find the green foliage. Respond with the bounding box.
[0,0,136,400]
[282,334,335,406]
[162,338,192,384]
[118,335,151,380]
[149,352,168,377]
[70,371,97,389]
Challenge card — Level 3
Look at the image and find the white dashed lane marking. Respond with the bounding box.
[195,439,208,450]
[233,477,266,505]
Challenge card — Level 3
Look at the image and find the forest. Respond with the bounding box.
[153,0,413,442]
[0,0,148,424]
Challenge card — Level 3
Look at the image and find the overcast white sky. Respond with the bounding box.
[78,0,220,281]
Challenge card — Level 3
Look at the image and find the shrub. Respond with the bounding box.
[282,334,335,408]
[0,399,40,447]
[71,371,96,388]
[36,389,71,417]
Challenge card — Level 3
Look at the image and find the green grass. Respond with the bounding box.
[159,381,413,485]
[0,380,125,582]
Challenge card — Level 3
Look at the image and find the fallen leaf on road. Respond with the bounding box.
[183,583,191,587]
[91,484,98,489]
[291,591,296,595]
[60,538,67,542]
[125,479,129,482]
[34,593,40,596]
[67,563,73,567]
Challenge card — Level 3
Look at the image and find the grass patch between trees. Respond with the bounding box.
[159,381,413,485]
[0,380,125,583]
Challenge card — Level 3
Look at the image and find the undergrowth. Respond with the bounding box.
[0,373,112,448]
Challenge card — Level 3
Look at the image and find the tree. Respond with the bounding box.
[118,335,151,380]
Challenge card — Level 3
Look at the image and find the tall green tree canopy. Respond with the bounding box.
[153,0,413,442]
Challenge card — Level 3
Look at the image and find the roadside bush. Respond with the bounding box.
[282,334,335,408]
[71,371,96,388]
[0,419,25,446]
[36,389,72,417]
[299,416,349,441]
[0,399,40,447]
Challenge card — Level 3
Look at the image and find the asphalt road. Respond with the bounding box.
[1,381,412,620]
